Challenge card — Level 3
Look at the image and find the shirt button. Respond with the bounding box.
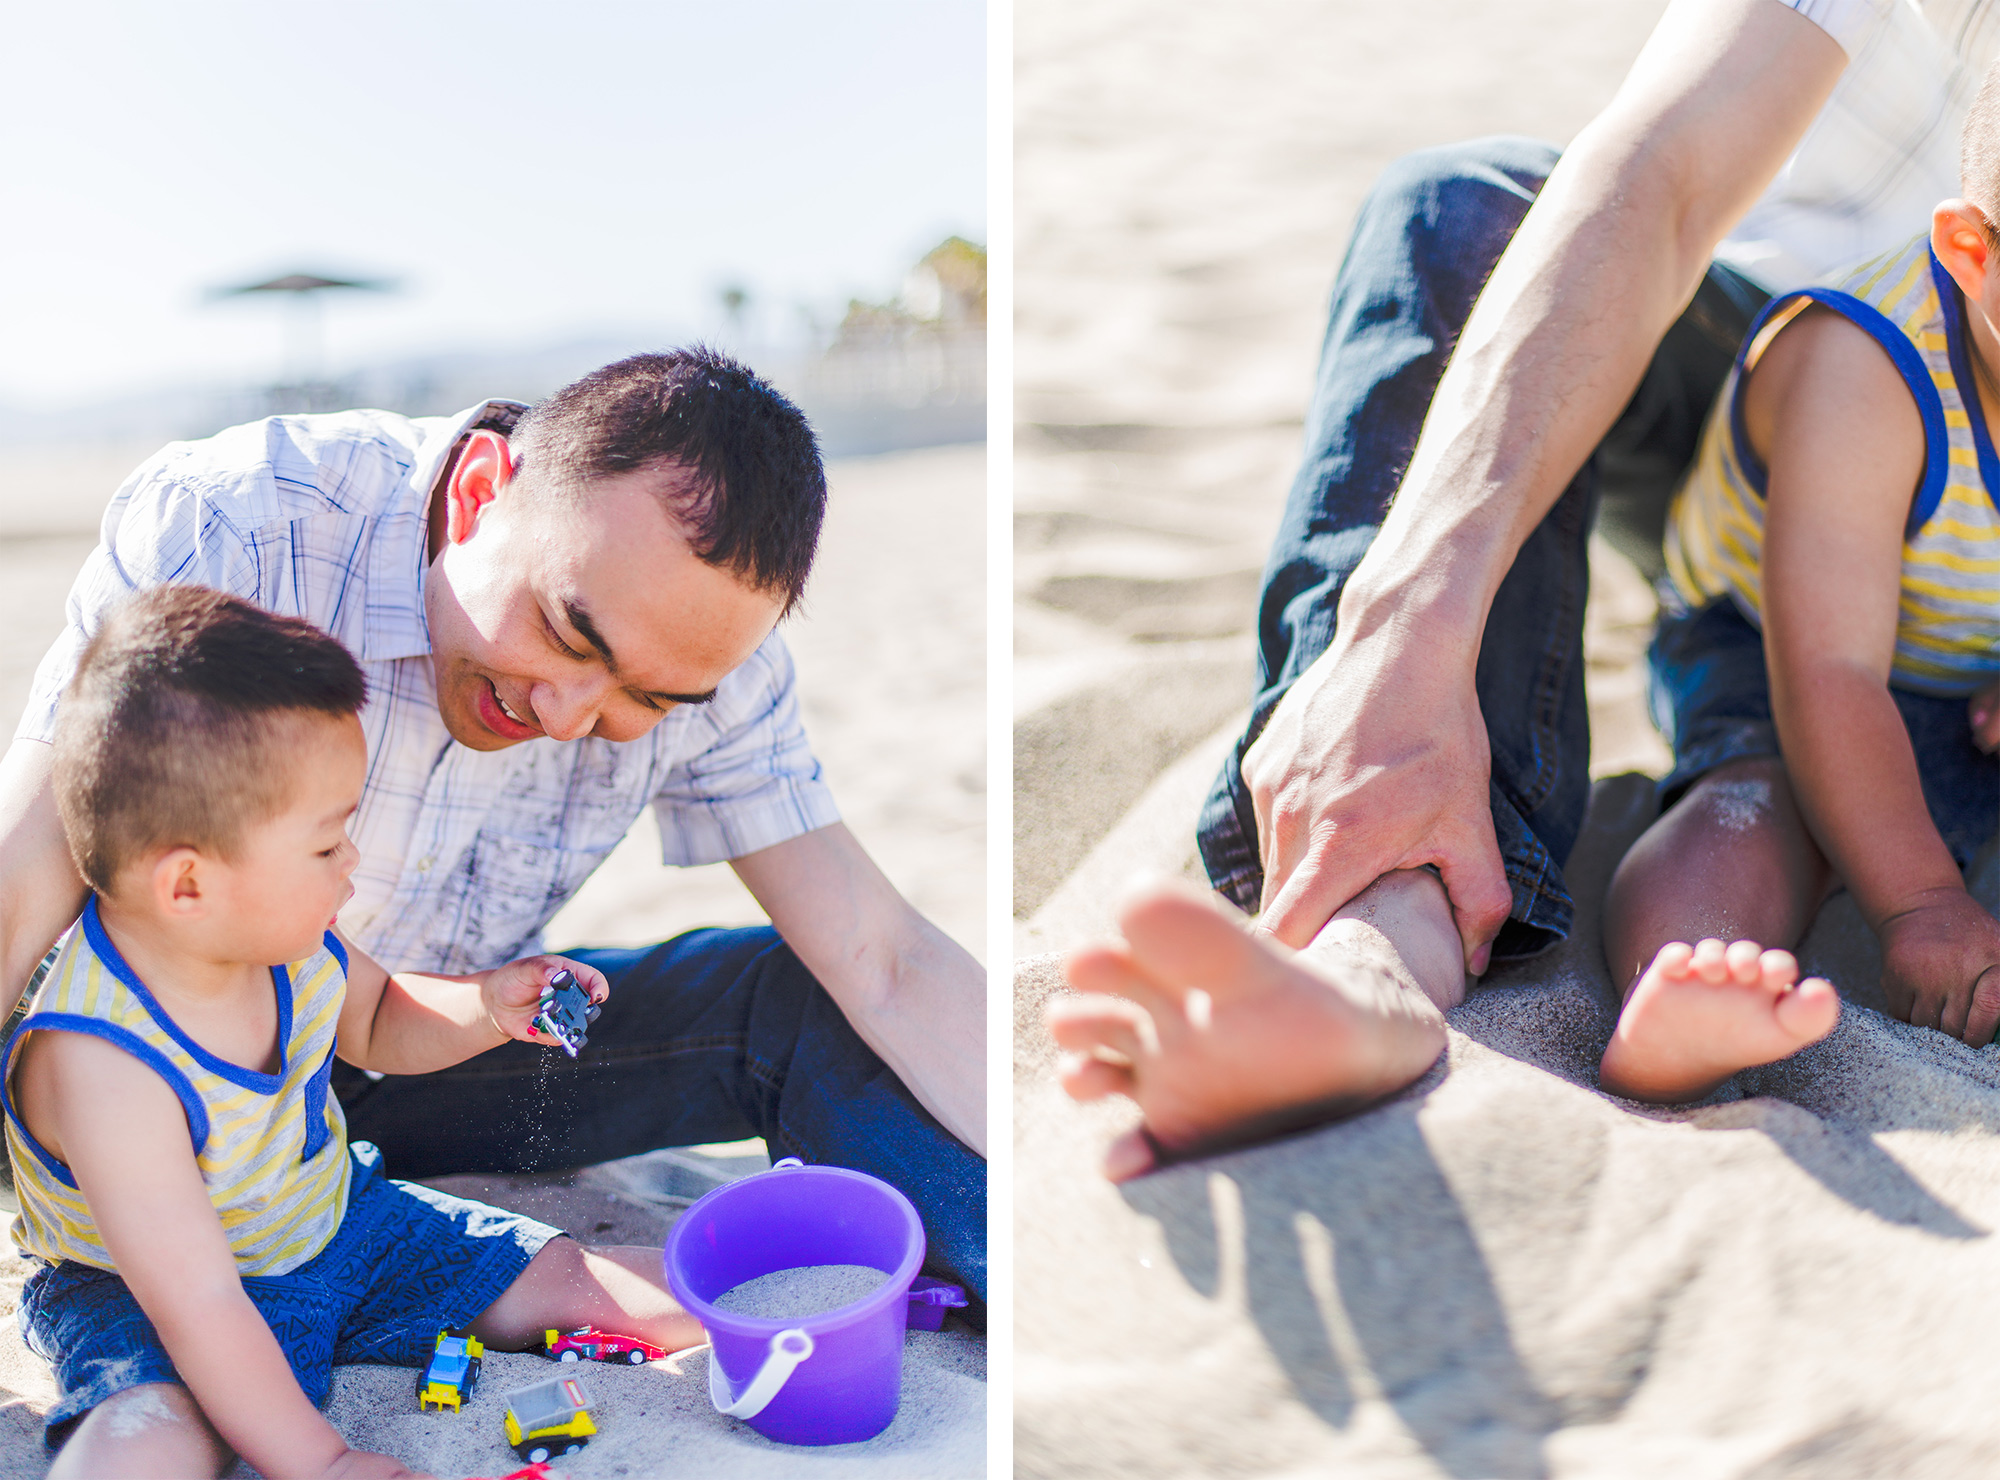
[416,856,434,873]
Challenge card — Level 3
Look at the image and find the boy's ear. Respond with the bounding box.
[148,848,207,918]
[1932,199,1993,302]
[439,430,515,547]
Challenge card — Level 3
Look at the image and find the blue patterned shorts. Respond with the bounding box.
[18,1140,561,1444]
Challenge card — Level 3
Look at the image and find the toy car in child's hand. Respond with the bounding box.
[417,1330,483,1411]
[528,969,601,1058]
[543,1324,668,1365]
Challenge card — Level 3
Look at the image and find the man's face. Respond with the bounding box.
[423,443,787,751]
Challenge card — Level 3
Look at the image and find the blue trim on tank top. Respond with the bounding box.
[1724,284,1949,541]
[0,1012,211,1188]
[79,897,293,1093]
[1928,248,2000,522]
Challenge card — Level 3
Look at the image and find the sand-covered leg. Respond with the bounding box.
[48,1382,233,1480]
[1600,758,1839,1102]
[1601,938,1838,1102]
[1050,870,1463,1181]
[468,1238,704,1355]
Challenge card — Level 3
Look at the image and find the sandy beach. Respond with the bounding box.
[0,437,986,1477]
[1016,2,2000,1476]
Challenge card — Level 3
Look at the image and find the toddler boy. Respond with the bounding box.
[5,586,702,1478]
[1596,63,2000,1100]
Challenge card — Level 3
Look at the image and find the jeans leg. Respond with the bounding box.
[332,927,987,1302]
[1196,136,1762,957]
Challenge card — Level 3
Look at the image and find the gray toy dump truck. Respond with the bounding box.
[502,1374,597,1463]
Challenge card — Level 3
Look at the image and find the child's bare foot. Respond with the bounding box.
[1048,871,1460,1181]
[1600,938,1838,1103]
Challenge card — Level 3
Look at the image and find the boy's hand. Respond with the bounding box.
[482,954,610,1045]
[319,1450,435,1480]
[1971,679,2000,754]
[1878,887,2000,1045]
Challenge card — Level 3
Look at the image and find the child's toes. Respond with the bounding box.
[1759,948,1800,992]
[1773,975,1839,1042]
[1048,994,1150,1060]
[1652,940,1696,982]
[1103,1127,1158,1182]
[1691,938,1730,983]
[1058,1052,1136,1103]
[1725,939,1764,985]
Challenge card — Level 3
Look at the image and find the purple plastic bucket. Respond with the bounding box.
[664,1160,925,1445]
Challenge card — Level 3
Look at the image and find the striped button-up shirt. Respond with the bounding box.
[1719,0,2000,292]
[19,401,838,974]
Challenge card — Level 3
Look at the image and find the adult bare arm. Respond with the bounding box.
[732,822,985,1156]
[1242,0,1844,960]
[0,739,87,1017]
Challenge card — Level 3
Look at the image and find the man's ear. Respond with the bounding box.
[148,847,207,918]
[440,430,516,547]
[1932,199,1993,302]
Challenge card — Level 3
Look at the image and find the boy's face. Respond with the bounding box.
[199,714,367,965]
[423,436,788,753]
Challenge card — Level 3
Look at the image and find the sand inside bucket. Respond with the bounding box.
[713,1263,891,1320]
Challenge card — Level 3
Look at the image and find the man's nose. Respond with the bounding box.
[531,673,614,741]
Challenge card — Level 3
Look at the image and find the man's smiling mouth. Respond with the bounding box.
[497,693,529,724]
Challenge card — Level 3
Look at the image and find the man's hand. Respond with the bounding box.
[1241,623,1513,969]
[1876,887,2000,1046]
[482,955,610,1045]
[1971,679,2000,754]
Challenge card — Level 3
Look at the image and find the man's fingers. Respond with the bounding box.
[1256,834,1381,950]
[1963,965,2000,1047]
[1432,822,1512,976]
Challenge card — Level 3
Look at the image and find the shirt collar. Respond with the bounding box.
[360,398,529,664]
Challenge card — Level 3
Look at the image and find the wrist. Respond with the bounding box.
[1869,880,1974,935]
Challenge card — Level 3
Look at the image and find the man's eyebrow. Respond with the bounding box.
[563,598,715,707]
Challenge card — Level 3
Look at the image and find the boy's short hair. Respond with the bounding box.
[509,346,826,612]
[1963,58,2000,233]
[53,586,367,894]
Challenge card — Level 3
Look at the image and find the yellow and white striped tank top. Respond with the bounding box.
[2,898,351,1275]
[1666,233,2000,695]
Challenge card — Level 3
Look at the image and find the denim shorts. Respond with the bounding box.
[17,1140,561,1444]
[1650,596,2000,866]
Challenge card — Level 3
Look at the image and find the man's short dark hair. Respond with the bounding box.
[53,586,368,895]
[510,347,827,611]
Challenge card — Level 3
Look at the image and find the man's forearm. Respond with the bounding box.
[733,824,986,1155]
[0,739,87,1015]
[1345,0,1841,633]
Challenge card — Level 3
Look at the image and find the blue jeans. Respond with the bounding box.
[1197,137,1770,958]
[1652,597,1999,866]
[331,926,986,1307]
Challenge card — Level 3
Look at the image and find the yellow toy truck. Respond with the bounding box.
[417,1331,484,1412]
[503,1375,598,1463]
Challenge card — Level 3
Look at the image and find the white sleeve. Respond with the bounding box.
[1774,0,1894,58]
[15,443,263,744]
[649,631,841,865]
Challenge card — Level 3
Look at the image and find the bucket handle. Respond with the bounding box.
[709,1328,815,1420]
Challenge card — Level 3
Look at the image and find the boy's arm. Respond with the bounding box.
[1751,309,2000,1042]
[23,1032,423,1480]
[333,935,609,1075]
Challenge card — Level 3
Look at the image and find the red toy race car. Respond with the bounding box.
[543,1325,667,1366]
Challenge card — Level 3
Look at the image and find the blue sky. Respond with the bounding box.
[0,1,985,408]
